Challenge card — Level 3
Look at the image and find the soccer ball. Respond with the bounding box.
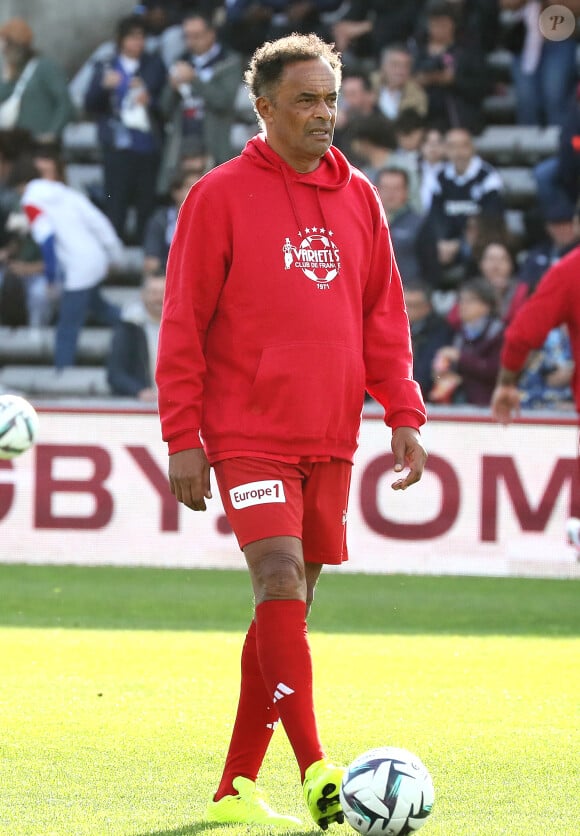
[340,747,434,835]
[0,394,39,459]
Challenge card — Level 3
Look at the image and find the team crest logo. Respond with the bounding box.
[282,228,341,289]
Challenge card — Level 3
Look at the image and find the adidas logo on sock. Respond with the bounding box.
[273,682,294,703]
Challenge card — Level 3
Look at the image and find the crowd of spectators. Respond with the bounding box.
[0,0,579,411]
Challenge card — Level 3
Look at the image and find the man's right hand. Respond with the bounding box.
[168,447,212,511]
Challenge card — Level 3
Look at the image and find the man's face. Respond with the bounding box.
[377,171,408,214]
[183,17,215,56]
[458,290,490,323]
[445,129,473,173]
[142,276,166,320]
[257,58,339,173]
[381,51,411,90]
[428,14,455,44]
[120,28,146,59]
[547,220,576,246]
[404,289,431,324]
[421,129,445,165]
[340,77,374,115]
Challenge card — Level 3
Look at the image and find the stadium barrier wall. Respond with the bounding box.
[1,407,579,579]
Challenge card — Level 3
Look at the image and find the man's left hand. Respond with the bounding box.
[391,426,427,490]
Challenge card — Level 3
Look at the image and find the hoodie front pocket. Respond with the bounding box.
[242,342,365,443]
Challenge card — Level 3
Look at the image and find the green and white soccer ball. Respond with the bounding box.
[340,746,434,835]
[0,394,39,459]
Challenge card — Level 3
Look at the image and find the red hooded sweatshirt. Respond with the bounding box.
[501,244,580,411]
[156,134,426,461]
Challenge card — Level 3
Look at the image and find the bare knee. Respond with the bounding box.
[250,551,306,604]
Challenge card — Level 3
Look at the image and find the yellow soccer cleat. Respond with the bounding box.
[302,758,345,830]
[206,776,302,828]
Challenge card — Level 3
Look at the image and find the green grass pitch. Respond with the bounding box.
[0,565,578,836]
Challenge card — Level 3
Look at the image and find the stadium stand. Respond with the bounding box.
[0,5,575,404]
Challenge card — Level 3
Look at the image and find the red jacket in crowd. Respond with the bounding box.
[156,134,425,462]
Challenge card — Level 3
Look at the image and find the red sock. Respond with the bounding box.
[214,620,280,801]
[255,599,325,781]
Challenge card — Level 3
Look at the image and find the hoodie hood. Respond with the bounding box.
[242,133,352,191]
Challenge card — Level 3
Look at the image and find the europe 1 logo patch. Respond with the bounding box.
[230,479,286,509]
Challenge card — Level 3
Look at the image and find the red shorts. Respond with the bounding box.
[213,457,352,564]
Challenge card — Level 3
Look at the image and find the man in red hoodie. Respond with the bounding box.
[156,33,427,829]
[491,244,580,424]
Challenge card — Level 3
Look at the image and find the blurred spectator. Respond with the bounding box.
[419,126,445,212]
[447,241,528,329]
[333,1,425,65]
[453,0,500,52]
[405,281,454,398]
[0,207,52,328]
[0,129,34,242]
[412,0,488,135]
[107,272,165,401]
[0,18,74,141]
[517,326,574,409]
[462,212,513,274]
[500,0,578,128]
[554,88,580,209]
[518,202,580,292]
[68,2,217,110]
[426,128,504,285]
[391,109,428,211]
[430,277,504,404]
[374,44,428,122]
[416,0,500,53]
[0,206,30,326]
[84,14,167,243]
[222,1,344,59]
[31,140,67,183]
[375,167,440,287]
[143,166,204,275]
[177,134,211,177]
[333,70,380,163]
[158,12,241,192]
[474,241,528,324]
[533,90,580,227]
[0,129,49,327]
[8,156,123,370]
[349,113,398,181]
[136,1,189,67]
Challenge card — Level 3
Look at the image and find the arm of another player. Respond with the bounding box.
[169,447,212,511]
[491,367,522,425]
[391,426,428,490]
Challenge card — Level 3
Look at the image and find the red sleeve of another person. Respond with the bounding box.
[501,251,574,372]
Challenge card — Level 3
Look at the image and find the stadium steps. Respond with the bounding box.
[107,246,145,285]
[498,166,537,208]
[0,326,112,365]
[65,162,104,195]
[0,365,111,397]
[475,125,560,166]
[62,121,101,163]
[102,285,141,308]
[483,88,517,124]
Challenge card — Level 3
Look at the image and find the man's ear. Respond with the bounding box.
[255,95,273,125]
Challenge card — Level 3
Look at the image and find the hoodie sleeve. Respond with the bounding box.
[362,187,426,431]
[156,184,232,453]
[501,255,570,372]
